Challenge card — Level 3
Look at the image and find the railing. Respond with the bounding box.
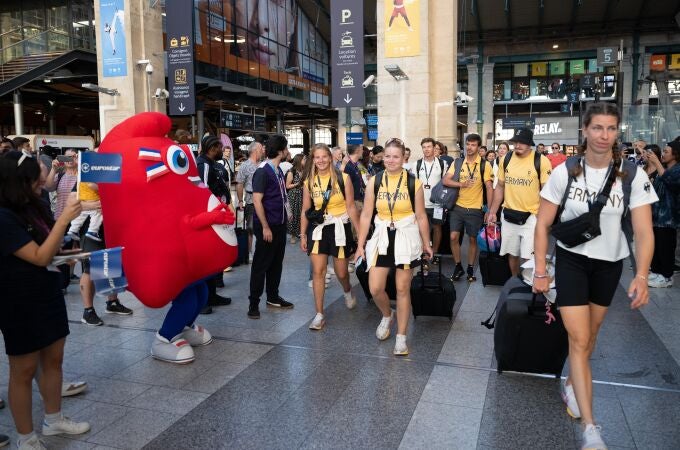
[0,25,91,66]
[0,26,23,40]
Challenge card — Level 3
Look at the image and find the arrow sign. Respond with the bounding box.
[344,94,353,104]
[178,103,186,112]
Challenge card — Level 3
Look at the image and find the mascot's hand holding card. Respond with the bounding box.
[98,112,237,363]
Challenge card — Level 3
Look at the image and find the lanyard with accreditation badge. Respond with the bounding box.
[383,170,405,231]
[267,160,291,221]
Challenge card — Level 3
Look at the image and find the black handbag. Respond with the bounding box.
[503,208,531,225]
[551,161,616,248]
[305,177,333,225]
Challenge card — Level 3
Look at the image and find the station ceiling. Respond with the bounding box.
[300,0,680,49]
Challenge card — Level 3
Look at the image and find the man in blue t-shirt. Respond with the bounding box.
[248,135,294,318]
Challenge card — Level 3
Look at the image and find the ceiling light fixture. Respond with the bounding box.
[552,44,559,49]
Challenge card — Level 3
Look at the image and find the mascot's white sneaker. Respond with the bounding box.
[151,333,195,364]
[181,325,213,346]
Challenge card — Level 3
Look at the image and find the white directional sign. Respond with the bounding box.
[331,0,364,108]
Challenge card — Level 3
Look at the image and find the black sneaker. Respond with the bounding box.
[467,265,476,282]
[247,305,261,319]
[0,397,4,409]
[452,264,465,281]
[216,278,225,288]
[266,296,294,309]
[0,433,9,448]
[81,309,103,326]
[105,300,133,315]
[208,294,232,306]
[199,305,213,315]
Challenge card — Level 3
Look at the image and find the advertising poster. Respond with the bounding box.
[669,54,680,70]
[100,0,127,77]
[385,0,420,58]
[550,61,565,75]
[531,62,547,76]
[570,60,585,75]
[650,54,667,72]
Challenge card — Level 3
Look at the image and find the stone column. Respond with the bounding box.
[94,0,166,138]
[376,0,456,160]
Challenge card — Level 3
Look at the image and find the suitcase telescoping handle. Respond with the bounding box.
[419,253,444,291]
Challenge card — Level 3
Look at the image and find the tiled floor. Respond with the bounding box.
[0,243,678,449]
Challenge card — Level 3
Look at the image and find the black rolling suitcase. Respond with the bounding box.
[478,224,511,286]
[485,276,568,377]
[355,260,396,301]
[410,259,456,319]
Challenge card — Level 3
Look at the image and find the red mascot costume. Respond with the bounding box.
[98,112,237,363]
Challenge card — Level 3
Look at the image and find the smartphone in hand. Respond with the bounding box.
[56,155,74,163]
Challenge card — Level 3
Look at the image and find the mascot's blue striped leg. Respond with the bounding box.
[158,280,208,341]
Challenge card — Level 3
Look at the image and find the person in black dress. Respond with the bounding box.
[0,151,90,448]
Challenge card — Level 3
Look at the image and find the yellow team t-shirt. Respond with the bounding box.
[375,170,422,222]
[310,173,349,217]
[446,155,492,209]
[78,182,100,201]
[498,151,552,214]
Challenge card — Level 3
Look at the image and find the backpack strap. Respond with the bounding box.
[336,169,346,199]
[438,157,445,175]
[407,171,416,213]
[416,159,422,175]
[452,157,464,181]
[554,156,581,223]
[619,159,637,268]
[533,151,542,183]
[503,151,513,172]
[372,170,385,218]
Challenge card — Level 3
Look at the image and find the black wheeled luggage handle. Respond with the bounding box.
[419,253,444,291]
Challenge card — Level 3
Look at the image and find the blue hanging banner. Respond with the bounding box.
[346,132,363,144]
[100,0,128,77]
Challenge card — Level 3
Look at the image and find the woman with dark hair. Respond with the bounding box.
[355,138,433,356]
[533,103,657,450]
[645,141,680,288]
[300,144,360,329]
[0,151,90,449]
[286,153,306,243]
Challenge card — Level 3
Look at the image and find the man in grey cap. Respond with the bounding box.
[487,128,552,276]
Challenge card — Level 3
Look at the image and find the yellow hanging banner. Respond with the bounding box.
[531,62,548,77]
[669,54,680,70]
[385,0,421,58]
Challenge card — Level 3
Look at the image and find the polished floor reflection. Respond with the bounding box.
[0,245,678,449]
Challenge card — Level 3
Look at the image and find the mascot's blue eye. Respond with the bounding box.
[166,145,190,175]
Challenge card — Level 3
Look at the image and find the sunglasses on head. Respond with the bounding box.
[385,138,404,147]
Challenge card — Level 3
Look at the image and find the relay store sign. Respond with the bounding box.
[166,0,196,116]
[533,116,579,143]
[331,0,364,108]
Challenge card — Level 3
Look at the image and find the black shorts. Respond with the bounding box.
[555,246,623,308]
[306,222,357,258]
[425,208,445,226]
[449,206,484,236]
[81,235,105,274]
[374,229,421,270]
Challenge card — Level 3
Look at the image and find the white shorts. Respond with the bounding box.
[499,212,536,260]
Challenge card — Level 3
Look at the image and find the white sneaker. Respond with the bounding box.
[561,381,581,419]
[344,292,357,310]
[181,325,213,346]
[42,415,91,436]
[394,334,409,356]
[325,273,332,281]
[327,267,335,275]
[347,262,355,273]
[581,424,607,450]
[309,313,325,330]
[376,311,394,341]
[61,381,87,397]
[648,276,673,288]
[17,435,45,450]
[151,333,195,364]
[648,272,662,281]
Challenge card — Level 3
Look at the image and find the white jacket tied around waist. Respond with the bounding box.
[311,213,350,248]
[366,214,422,270]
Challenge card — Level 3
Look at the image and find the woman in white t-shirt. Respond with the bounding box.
[533,103,657,450]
